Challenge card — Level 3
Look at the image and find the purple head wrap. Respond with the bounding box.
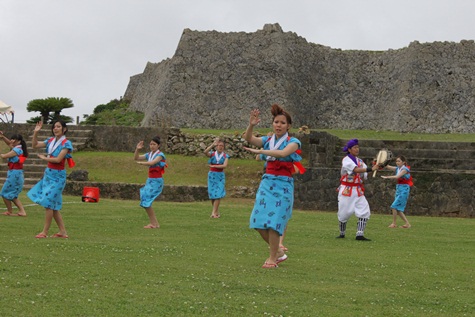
[343,138,358,152]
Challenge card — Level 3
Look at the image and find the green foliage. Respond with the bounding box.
[0,193,473,316]
[26,97,74,123]
[81,99,144,126]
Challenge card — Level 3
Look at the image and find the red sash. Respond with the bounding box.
[398,177,413,186]
[266,161,294,177]
[8,162,23,170]
[210,167,223,172]
[148,166,164,178]
[263,136,306,175]
[48,160,66,170]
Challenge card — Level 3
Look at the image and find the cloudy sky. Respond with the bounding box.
[1,0,474,123]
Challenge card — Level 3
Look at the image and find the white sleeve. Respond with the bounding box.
[342,156,357,175]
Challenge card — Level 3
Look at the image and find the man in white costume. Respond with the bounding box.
[337,139,378,241]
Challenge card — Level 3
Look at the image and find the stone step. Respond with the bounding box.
[358,147,475,160]
[339,139,475,151]
[332,155,473,170]
[0,127,91,186]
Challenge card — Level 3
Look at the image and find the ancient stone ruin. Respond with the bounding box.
[124,23,475,133]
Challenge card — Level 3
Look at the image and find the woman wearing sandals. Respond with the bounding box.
[381,155,412,228]
[134,136,167,229]
[0,132,28,217]
[204,138,229,218]
[28,120,74,238]
[244,104,304,268]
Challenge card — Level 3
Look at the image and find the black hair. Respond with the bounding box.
[51,120,68,135]
[397,155,408,164]
[10,134,28,157]
[151,136,161,145]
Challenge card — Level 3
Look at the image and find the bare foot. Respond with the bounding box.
[2,211,13,216]
[400,224,411,228]
[388,224,397,228]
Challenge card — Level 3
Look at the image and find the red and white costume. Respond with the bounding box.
[337,155,371,223]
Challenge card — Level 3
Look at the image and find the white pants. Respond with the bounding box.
[337,187,371,222]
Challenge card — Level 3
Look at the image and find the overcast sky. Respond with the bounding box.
[1,0,474,123]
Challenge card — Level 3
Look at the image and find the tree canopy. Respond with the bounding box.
[27,97,74,123]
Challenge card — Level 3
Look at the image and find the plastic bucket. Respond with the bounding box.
[82,187,100,203]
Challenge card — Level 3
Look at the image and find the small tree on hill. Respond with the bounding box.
[81,99,143,126]
[27,97,74,123]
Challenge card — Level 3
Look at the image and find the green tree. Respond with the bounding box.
[81,99,143,126]
[27,97,74,123]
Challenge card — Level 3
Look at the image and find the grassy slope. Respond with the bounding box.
[17,128,475,187]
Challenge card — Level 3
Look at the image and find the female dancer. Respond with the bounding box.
[134,136,166,229]
[204,138,229,218]
[244,104,304,268]
[28,120,74,238]
[0,132,28,216]
[381,155,412,228]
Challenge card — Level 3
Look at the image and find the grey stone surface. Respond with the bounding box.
[124,23,475,133]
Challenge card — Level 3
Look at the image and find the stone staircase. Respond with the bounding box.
[332,139,475,172]
[0,127,93,189]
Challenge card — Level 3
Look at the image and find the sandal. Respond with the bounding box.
[276,254,288,264]
[35,233,48,239]
[400,224,411,228]
[143,224,159,229]
[262,262,278,269]
[388,224,397,228]
[2,211,13,216]
[51,233,69,238]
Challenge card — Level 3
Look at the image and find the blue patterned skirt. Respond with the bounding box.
[1,169,24,200]
[140,177,164,208]
[249,174,294,236]
[207,171,226,199]
[27,168,66,210]
[391,184,410,212]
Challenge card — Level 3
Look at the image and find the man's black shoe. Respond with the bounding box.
[355,236,371,241]
[336,235,345,239]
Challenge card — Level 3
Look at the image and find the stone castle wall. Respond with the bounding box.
[124,23,475,133]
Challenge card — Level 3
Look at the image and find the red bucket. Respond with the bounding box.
[82,187,100,203]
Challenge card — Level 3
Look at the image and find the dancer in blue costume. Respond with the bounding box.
[134,136,166,229]
[244,104,305,268]
[204,138,229,218]
[0,132,28,217]
[381,155,412,228]
[28,120,74,239]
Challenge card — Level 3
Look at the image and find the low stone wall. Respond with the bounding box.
[294,167,475,218]
[64,181,257,202]
[64,181,209,202]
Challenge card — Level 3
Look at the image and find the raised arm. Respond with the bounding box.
[243,109,263,148]
[0,131,12,147]
[204,139,218,157]
[134,141,145,161]
[32,121,46,149]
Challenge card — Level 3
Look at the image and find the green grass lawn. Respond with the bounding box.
[72,152,265,188]
[0,193,473,317]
